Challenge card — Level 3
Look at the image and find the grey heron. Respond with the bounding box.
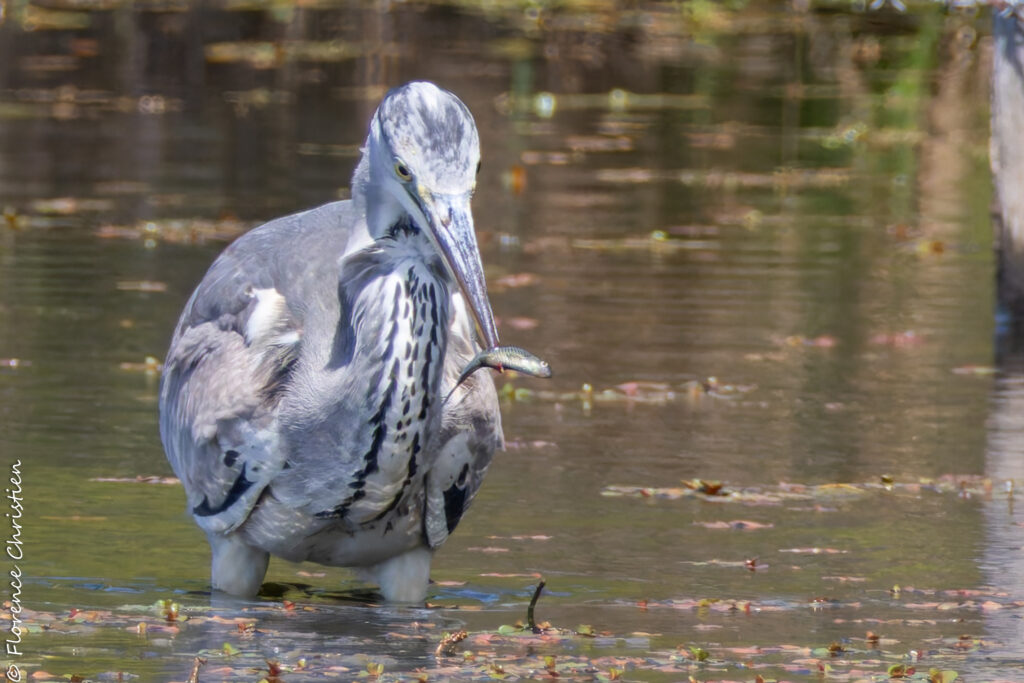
[158,81,504,602]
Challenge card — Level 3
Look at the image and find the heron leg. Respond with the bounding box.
[208,532,269,597]
[361,546,433,602]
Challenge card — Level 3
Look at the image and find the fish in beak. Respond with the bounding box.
[412,188,500,350]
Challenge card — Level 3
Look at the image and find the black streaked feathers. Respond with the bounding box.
[193,463,255,517]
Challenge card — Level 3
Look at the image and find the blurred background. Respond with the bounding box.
[1,0,1023,680]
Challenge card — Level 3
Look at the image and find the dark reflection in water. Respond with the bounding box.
[977,346,1024,674]
[1,1,1021,679]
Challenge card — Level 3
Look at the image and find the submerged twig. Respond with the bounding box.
[527,579,546,633]
[186,656,207,683]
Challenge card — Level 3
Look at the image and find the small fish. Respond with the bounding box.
[445,345,552,403]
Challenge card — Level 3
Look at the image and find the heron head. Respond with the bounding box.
[364,81,498,350]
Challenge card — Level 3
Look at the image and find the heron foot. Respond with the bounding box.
[360,546,432,603]
[208,533,270,597]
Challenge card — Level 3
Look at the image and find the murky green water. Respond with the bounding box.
[2,1,1023,680]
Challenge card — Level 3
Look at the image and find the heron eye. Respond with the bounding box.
[394,161,412,181]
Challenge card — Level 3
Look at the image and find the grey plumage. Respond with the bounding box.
[159,82,504,602]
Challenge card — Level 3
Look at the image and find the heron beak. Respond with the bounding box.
[415,189,500,349]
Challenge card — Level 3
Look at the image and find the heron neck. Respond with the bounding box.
[349,155,406,255]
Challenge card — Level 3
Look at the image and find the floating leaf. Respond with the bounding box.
[681,479,727,495]
[951,365,996,376]
[493,272,538,289]
[694,520,773,531]
[118,356,162,374]
[888,663,915,677]
[436,630,468,657]
[115,280,167,293]
[90,475,178,485]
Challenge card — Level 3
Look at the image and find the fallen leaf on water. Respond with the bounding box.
[436,630,468,657]
[951,365,996,376]
[116,280,167,293]
[686,646,709,661]
[503,439,558,450]
[681,479,727,495]
[493,273,539,289]
[95,217,249,245]
[694,520,773,531]
[520,150,571,166]
[501,164,527,195]
[31,196,114,214]
[779,334,838,348]
[870,330,924,347]
[779,547,848,554]
[744,351,788,362]
[89,475,179,485]
[889,663,916,678]
[157,600,182,622]
[503,316,539,330]
[617,381,672,397]
[119,356,162,374]
[602,485,690,499]
[692,623,723,631]
[912,238,945,255]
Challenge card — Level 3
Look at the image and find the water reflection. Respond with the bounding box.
[0,1,1020,679]
[979,348,1024,674]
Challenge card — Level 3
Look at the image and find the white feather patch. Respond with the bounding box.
[245,288,292,347]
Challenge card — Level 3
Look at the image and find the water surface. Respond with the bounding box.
[1,2,1022,680]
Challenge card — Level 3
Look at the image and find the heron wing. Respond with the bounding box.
[159,236,302,535]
